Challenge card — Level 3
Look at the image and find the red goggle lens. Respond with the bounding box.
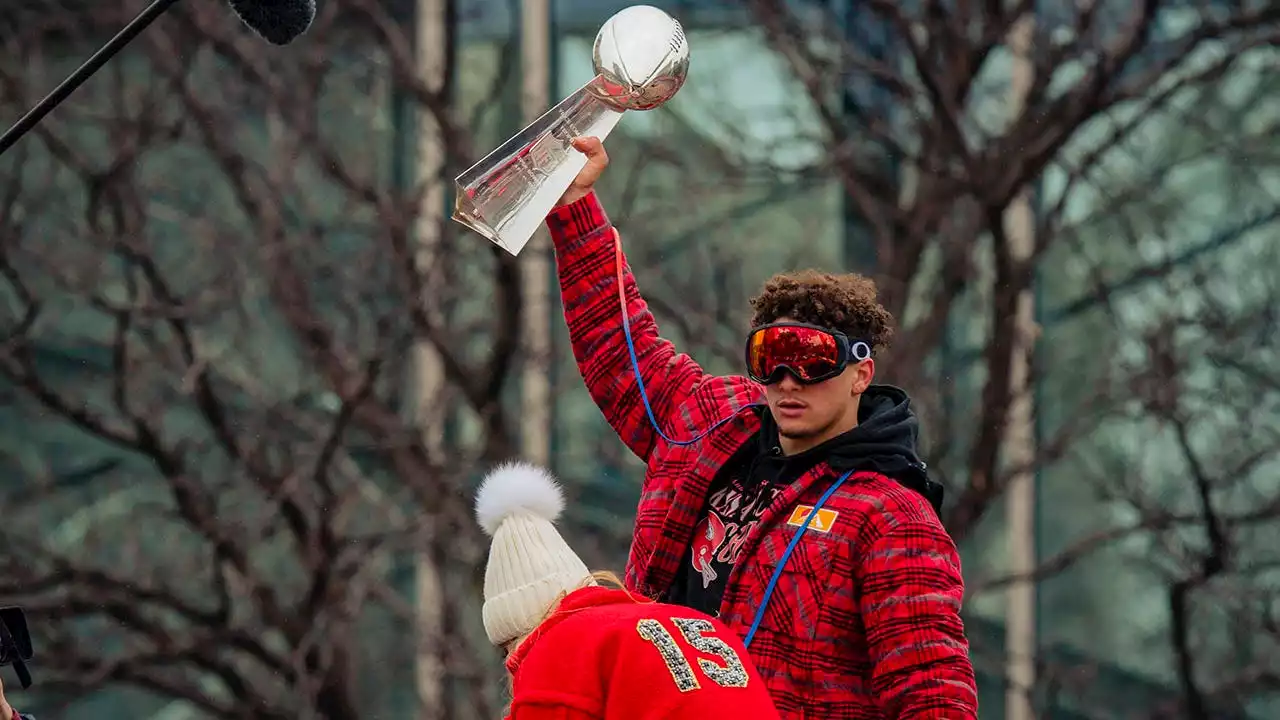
[746,325,844,383]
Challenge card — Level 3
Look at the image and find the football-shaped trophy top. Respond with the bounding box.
[590,5,691,111]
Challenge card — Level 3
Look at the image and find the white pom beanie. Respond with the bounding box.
[475,462,593,648]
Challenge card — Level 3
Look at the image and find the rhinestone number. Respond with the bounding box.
[671,618,750,688]
[635,617,750,692]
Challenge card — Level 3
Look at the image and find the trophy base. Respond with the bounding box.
[451,77,625,256]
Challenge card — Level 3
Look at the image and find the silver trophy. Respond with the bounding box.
[451,5,691,255]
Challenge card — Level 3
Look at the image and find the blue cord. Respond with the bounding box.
[742,468,855,648]
[618,273,759,446]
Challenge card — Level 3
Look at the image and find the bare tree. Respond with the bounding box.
[1,0,1278,717]
[0,0,535,717]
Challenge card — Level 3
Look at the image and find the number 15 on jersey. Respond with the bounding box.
[636,617,751,692]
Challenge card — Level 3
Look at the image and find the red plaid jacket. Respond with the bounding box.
[547,193,977,719]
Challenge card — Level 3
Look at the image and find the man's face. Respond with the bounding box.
[765,363,872,440]
[759,317,875,442]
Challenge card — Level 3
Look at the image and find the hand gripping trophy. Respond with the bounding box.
[451,5,691,255]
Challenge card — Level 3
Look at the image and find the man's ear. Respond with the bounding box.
[851,359,875,395]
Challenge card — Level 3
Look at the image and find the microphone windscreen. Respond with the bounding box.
[227,0,316,45]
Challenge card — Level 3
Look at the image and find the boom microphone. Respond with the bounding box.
[229,0,317,45]
[0,0,316,157]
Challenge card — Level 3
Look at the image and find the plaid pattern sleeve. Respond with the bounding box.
[856,519,979,719]
[546,192,707,461]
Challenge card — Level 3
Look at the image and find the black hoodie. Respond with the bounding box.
[665,385,944,616]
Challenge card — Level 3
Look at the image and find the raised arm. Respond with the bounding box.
[547,138,708,462]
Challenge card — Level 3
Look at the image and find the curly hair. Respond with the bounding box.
[749,270,895,355]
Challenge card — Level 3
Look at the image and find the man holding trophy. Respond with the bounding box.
[454,6,978,718]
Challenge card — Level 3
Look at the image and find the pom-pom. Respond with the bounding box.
[475,462,566,536]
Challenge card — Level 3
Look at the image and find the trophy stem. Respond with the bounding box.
[452,75,625,256]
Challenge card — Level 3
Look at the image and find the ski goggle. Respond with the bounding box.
[744,322,872,385]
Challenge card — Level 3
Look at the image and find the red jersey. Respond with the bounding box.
[505,585,781,720]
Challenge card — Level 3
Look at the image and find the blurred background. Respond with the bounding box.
[0,0,1276,717]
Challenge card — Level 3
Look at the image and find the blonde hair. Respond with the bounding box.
[502,570,651,697]
[506,571,642,651]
